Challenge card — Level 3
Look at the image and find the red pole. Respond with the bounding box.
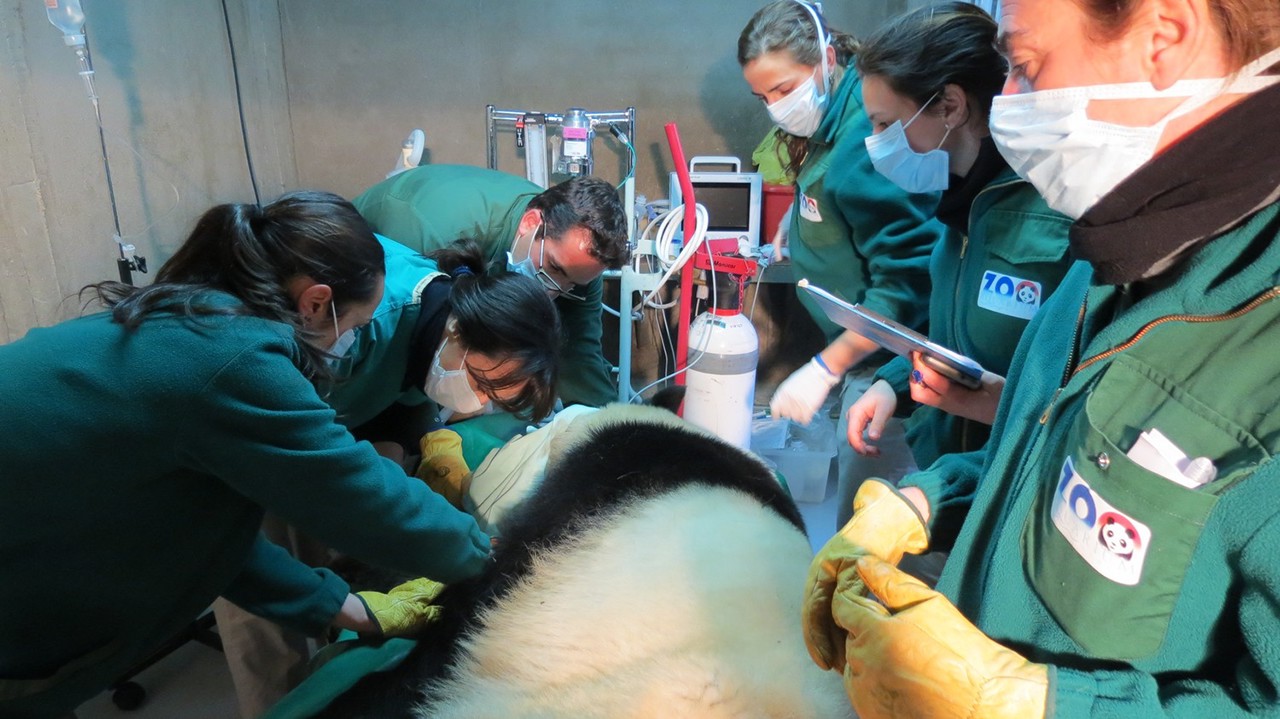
[665,123,697,387]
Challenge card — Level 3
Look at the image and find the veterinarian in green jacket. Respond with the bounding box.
[801,0,1280,713]
[0,193,490,718]
[354,164,628,408]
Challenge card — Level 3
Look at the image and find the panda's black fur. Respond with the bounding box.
[318,405,847,719]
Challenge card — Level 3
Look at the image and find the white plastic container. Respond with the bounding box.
[684,311,758,450]
[751,415,836,503]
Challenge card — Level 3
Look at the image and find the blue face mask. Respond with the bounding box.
[327,301,356,359]
[507,222,586,301]
[864,94,952,194]
[507,223,541,280]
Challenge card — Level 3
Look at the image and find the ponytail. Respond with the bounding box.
[83,190,384,381]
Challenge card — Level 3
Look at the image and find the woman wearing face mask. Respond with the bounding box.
[800,0,1280,715]
[739,0,944,529]
[840,4,1074,516]
[207,235,558,719]
[0,192,492,718]
[322,237,560,444]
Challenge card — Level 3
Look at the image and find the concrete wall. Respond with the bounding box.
[0,0,295,343]
[1,0,919,345]
[282,0,915,202]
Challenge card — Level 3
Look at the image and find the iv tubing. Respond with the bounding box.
[77,42,126,261]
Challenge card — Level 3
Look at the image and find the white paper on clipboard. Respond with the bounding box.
[798,279,985,389]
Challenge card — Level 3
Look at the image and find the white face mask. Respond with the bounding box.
[989,49,1280,219]
[326,301,356,359]
[765,0,831,138]
[864,93,951,193]
[424,336,483,415]
[767,71,828,137]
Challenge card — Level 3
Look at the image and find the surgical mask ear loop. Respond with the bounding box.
[902,91,950,149]
[330,300,340,343]
[791,0,830,102]
[936,123,953,152]
[1160,46,1280,126]
[519,215,543,265]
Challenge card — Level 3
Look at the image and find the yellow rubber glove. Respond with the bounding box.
[355,577,447,637]
[834,556,1048,719]
[802,479,928,670]
[415,429,471,507]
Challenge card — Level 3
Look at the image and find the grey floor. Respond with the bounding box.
[76,632,239,719]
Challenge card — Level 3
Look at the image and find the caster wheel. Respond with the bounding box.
[111,681,146,710]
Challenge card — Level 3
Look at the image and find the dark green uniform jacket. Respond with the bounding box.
[876,156,1074,469]
[787,63,942,344]
[353,164,615,406]
[903,85,1280,716]
[0,299,490,717]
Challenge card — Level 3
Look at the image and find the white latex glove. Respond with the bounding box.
[772,204,793,262]
[770,356,841,425]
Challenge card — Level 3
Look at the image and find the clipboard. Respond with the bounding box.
[799,279,985,389]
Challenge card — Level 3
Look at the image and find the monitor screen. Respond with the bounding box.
[695,181,753,232]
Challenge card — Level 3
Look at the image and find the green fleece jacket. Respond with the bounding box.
[353,164,615,407]
[876,169,1073,469]
[904,200,1280,716]
[0,299,490,717]
[787,63,942,344]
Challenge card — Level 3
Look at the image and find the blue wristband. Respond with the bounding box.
[812,354,836,376]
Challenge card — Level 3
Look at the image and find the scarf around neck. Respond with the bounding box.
[1070,83,1280,285]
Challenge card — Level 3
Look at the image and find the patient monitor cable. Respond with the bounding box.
[606,123,636,190]
[631,202,711,312]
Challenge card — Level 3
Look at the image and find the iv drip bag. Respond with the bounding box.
[46,0,87,46]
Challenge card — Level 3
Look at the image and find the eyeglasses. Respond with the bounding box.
[535,237,586,302]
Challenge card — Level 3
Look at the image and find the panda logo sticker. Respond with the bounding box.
[977,271,1041,320]
[1051,457,1152,586]
[1097,513,1141,560]
[797,191,823,223]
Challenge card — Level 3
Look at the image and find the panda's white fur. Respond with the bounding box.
[412,405,854,719]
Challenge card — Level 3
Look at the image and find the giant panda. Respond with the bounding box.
[320,404,854,719]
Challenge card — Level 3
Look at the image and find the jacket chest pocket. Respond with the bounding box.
[969,209,1069,323]
[1019,357,1242,661]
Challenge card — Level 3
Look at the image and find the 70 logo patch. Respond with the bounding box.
[977,270,1042,320]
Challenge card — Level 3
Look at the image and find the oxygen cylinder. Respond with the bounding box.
[683,271,758,449]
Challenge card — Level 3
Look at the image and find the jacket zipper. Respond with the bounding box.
[1038,286,1280,424]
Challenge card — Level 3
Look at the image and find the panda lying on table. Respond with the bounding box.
[317,403,853,719]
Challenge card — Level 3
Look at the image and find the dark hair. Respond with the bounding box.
[525,176,629,270]
[427,240,561,421]
[738,1,861,177]
[1074,0,1278,70]
[83,191,384,382]
[856,2,1005,127]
